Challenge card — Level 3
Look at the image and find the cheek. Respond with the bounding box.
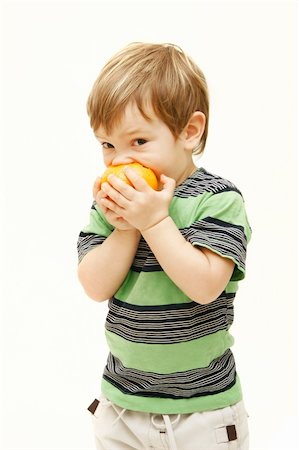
[103,155,112,166]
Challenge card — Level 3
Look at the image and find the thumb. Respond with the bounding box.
[160,174,176,195]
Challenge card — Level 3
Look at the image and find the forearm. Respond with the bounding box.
[78,228,141,301]
[141,217,214,304]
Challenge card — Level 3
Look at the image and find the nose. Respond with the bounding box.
[111,155,135,166]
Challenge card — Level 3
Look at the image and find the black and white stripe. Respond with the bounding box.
[77,231,106,263]
[174,168,242,198]
[131,217,247,273]
[184,217,247,275]
[103,349,237,399]
[105,293,235,344]
[77,171,246,270]
[131,237,160,272]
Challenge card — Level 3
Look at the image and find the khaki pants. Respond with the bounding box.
[87,396,249,450]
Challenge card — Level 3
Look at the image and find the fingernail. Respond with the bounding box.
[102,182,108,191]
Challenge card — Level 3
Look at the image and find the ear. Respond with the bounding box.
[181,111,206,151]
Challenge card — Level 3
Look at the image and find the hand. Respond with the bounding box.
[92,176,137,231]
[99,168,176,231]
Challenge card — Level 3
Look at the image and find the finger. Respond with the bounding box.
[102,181,130,208]
[160,174,176,192]
[160,174,176,199]
[95,190,109,214]
[93,176,102,199]
[123,168,151,192]
[100,197,125,217]
[105,210,132,229]
[95,198,108,214]
[95,190,107,206]
[107,174,135,200]
[105,209,123,221]
[97,190,108,199]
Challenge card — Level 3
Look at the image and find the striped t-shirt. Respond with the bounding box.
[77,167,252,414]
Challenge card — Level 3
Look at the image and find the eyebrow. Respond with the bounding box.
[95,128,149,139]
[123,128,148,136]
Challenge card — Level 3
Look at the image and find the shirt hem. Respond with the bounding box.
[100,375,243,414]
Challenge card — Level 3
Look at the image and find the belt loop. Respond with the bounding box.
[215,405,238,443]
[87,398,100,415]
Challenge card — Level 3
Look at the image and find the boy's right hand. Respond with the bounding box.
[93,177,137,231]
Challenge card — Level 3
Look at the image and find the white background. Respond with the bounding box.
[0,0,298,449]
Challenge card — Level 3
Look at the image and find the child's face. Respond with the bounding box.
[95,101,196,186]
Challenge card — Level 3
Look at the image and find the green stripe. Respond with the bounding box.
[83,191,251,239]
[199,192,251,241]
[83,191,251,240]
[225,281,239,294]
[83,205,114,235]
[169,193,208,228]
[116,271,239,305]
[105,329,234,373]
[115,271,191,306]
[171,191,251,242]
[101,375,242,414]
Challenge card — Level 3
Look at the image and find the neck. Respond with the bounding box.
[175,162,197,187]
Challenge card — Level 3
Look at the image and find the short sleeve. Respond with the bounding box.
[184,191,252,282]
[77,201,114,263]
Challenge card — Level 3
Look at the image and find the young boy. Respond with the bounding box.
[77,42,251,450]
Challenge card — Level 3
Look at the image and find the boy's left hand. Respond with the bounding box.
[100,167,176,231]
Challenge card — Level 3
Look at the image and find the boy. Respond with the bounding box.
[77,42,251,450]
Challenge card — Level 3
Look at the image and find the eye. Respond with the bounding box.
[134,139,147,146]
[101,142,114,149]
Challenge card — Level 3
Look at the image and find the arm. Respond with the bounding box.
[78,228,141,302]
[141,216,235,304]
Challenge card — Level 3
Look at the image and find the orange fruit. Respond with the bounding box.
[100,163,158,190]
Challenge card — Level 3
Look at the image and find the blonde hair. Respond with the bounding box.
[86,42,209,155]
